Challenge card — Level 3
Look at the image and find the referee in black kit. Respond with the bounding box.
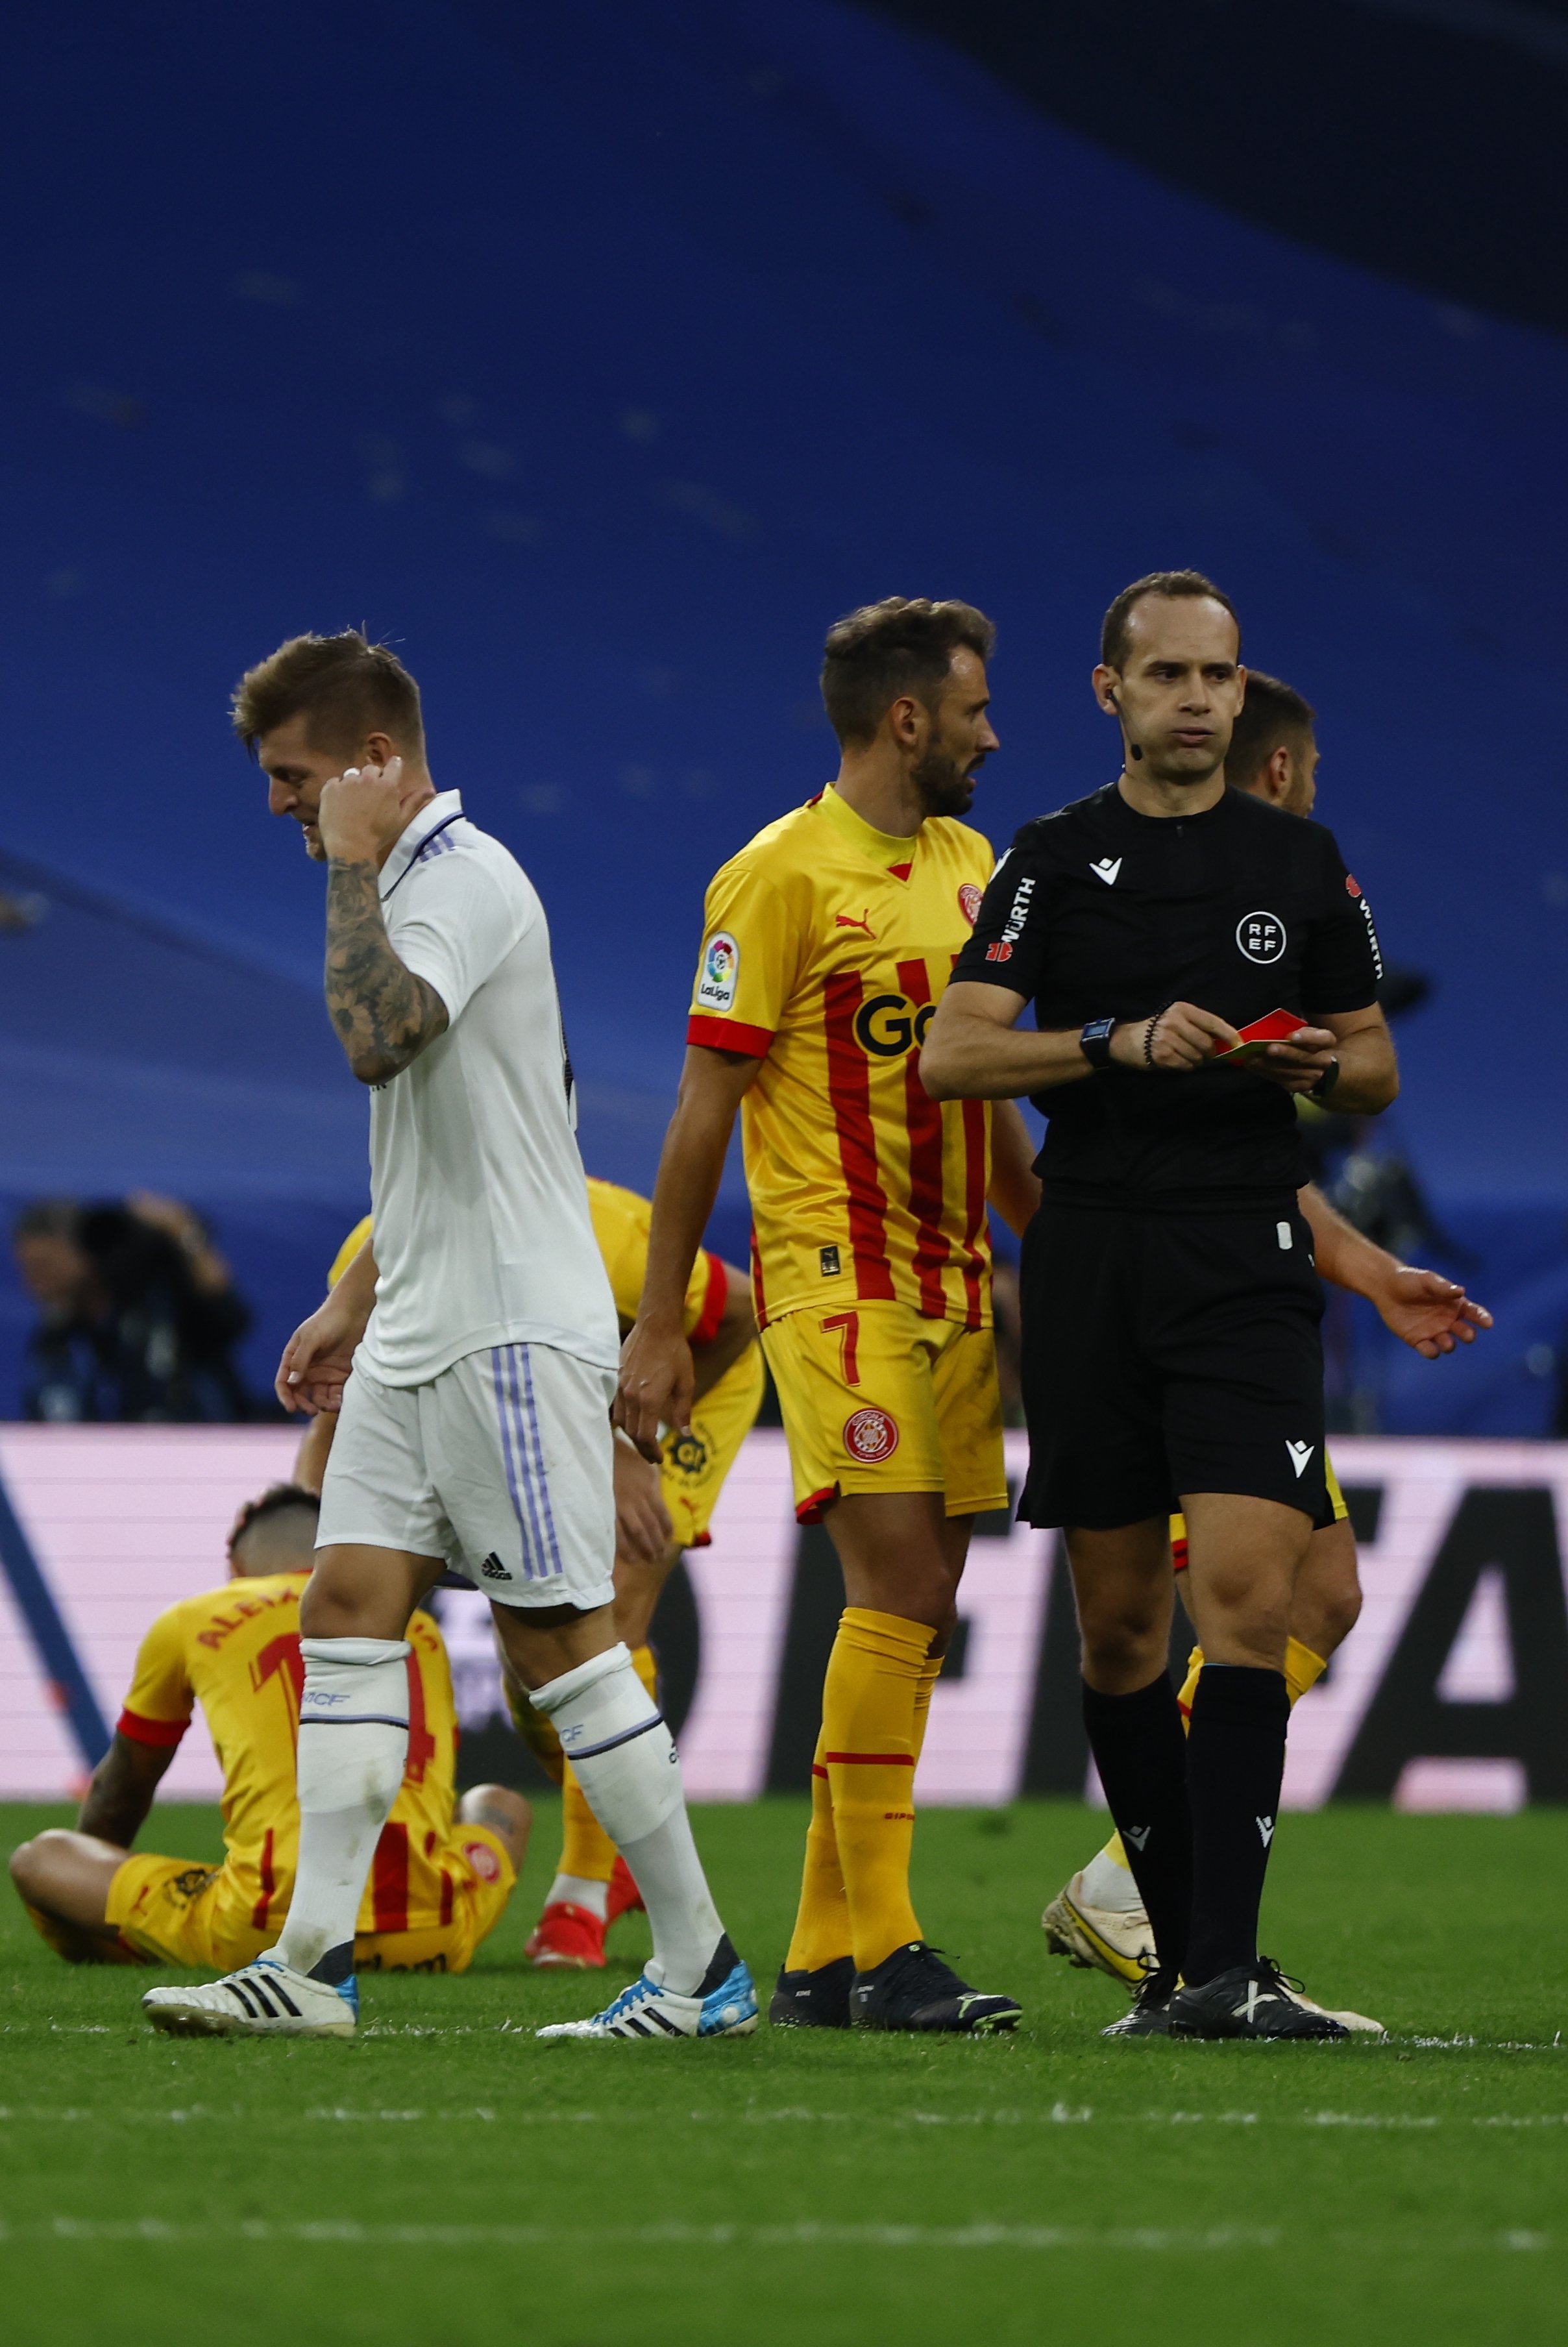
[921,571,1396,2041]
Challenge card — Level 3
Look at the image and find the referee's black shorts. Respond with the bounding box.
[1018,1194,1328,1531]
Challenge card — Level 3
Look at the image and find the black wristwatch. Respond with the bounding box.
[1308,1057,1341,1101]
[1080,1017,1117,1070]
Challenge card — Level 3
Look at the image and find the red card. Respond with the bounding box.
[1215,1007,1306,1062]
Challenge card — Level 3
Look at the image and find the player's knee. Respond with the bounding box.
[8,1835,43,1900]
[1078,1608,1167,1685]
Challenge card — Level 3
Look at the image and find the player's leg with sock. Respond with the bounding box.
[811,1493,1017,2032]
[529,1643,657,1964]
[525,1638,753,2035]
[1169,1494,1344,2038]
[1068,1519,1192,2008]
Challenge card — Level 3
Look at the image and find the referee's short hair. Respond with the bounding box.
[1101,570,1240,670]
[231,630,424,758]
[1226,672,1316,787]
[821,596,996,747]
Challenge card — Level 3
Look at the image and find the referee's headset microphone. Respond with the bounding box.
[1107,687,1142,759]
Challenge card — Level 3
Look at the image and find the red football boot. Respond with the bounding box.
[524,1902,608,1969]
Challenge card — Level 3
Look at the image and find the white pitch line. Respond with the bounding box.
[0,2218,1556,2255]
[1,2105,1565,2130]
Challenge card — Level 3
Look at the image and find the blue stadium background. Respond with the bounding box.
[2,0,1565,1431]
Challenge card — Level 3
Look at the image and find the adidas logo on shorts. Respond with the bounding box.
[480,1553,509,1580]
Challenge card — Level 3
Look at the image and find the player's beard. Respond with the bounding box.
[909,743,977,818]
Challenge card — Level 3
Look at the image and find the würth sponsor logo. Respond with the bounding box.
[843,1406,900,1464]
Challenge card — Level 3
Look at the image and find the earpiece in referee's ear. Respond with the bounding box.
[1109,687,1144,761]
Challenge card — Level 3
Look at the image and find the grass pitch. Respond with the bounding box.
[2,1797,1564,2347]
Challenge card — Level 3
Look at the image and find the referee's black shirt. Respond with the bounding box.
[953,783,1383,1207]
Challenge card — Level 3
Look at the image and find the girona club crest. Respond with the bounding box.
[958,882,983,927]
[844,1405,900,1464]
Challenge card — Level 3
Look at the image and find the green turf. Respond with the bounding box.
[2,1797,1565,2346]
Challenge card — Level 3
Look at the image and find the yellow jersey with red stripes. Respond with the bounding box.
[117,1575,459,1939]
[686,784,995,1330]
[587,1176,729,1343]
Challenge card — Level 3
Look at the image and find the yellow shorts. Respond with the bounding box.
[1170,1451,1347,1567]
[761,1300,1006,1523]
[105,1825,517,1975]
[660,1344,766,1549]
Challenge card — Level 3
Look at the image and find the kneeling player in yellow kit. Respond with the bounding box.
[9,1483,528,1977]
[308,1194,763,1972]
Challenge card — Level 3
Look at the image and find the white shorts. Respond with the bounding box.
[317,1344,617,1612]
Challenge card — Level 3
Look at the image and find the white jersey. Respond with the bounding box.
[354,791,619,1386]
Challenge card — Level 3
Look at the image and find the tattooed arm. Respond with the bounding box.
[316,757,449,1086]
[325,857,449,1084]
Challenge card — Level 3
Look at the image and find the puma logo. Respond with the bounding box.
[835,910,876,937]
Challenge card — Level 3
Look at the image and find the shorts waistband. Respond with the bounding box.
[1038,1182,1301,1218]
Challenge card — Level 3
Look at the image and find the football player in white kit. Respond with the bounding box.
[141,630,755,2043]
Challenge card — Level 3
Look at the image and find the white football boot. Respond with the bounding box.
[143,1955,358,2039]
[1041,1869,1155,1989]
[536,1937,757,2041]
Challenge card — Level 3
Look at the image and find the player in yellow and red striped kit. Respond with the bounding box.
[618,598,1042,2035]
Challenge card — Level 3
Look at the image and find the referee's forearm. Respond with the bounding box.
[920,1013,1090,1101]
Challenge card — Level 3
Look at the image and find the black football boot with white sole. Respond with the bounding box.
[1169,1958,1350,2041]
[768,1956,853,2028]
[1101,1967,1177,2038]
[850,1941,1021,2034]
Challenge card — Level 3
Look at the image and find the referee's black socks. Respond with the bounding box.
[1081,1674,1191,1981]
[1182,1664,1290,1987]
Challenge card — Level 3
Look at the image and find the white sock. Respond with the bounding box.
[1081,1843,1147,1915]
[532,1643,724,1996]
[546,1873,609,1919]
[275,1637,411,1982]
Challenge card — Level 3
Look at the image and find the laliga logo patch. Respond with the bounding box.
[1236,909,1286,965]
[957,881,983,927]
[697,930,739,1011]
[844,1405,900,1464]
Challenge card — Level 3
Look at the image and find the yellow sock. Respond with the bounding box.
[823,1607,929,1973]
[1178,1636,1329,1726]
[1099,1832,1134,1871]
[784,1636,944,1973]
[784,1725,851,1971]
[557,1642,662,1886]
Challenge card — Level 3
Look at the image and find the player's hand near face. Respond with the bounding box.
[1373,1266,1494,1359]
[1108,1001,1242,1071]
[316,756,415,867]
[613,1434,674,1564]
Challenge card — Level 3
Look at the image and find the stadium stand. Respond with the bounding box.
[0,0,1563,1426]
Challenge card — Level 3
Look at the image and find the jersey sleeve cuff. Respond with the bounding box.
[686,1014,773,1057]
[687,1253,729,1347]
[117,1708,190,1748]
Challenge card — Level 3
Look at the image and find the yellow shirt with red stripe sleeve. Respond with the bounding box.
[687,785,995,1331]
[586,1175,729,1343]
[116,1575,461,1939]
